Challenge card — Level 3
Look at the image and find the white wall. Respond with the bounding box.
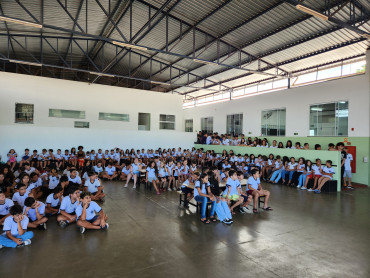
[184,70,370,137]
[0,72,196,161]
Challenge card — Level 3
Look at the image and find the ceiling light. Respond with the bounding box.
[112,41,147,51]
[193,58,214,65]
[0,16,42,28]
[296,5,329,21]
[89,72,115,78]
[9,59,42,66]
[151,80,170,85]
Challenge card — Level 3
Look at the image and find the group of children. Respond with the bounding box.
[0,141,352,247]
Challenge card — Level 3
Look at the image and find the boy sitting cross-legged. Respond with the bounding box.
[23,197,48,230]
[0,204,33,248]
[57,186,80,228]
[84,172,105,202]
[76,191,109,234]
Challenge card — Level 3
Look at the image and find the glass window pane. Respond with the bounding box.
[201,117,213,133]
[317,66,342,80]
[99,112,129,121]
[74,121,89,128]
[49,109,85,119]
[138,113,150,131]
[261,109,286,136]
[185,119,193,132]
[15,103,34,124]
[309,101,348,136]
[160,122,175,130]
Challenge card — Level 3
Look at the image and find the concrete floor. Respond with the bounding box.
[0,181,369,278]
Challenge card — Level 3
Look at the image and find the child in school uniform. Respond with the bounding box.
[68,169,82,187]
[166,159,175,191]
[194,173,216,224]
[307,159,324,191]
[0,205,33,248]
[222,170,244,215]
[57,186,80,228]
[76,191,109,234]
[31,149,39,168]
[54,149,63,170]
[23,197,48,230]
[146,161,160,195]
[12,183,31,208]
[102,163,118,181]
[19,149,31,168]
[158,162,168,191]
[315,160,335,193]
[0,189,14,225]
[173,162,182,190]
[84,172,105,202]
[247,169,272,213]
[45,186,63,216]
[343,148,354,189]
[237,171,253,214]
[299,160,313,190]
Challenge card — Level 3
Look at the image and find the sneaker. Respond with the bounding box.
[167,188,172,192]
[314,189,321,194]
[239,207,246,214]
[59,220,67,228]
[124,184,128,188]
[102,223,109,230]
[42,223,47,230]
[23,239,31,246]
[226,218,233,223]
[80,227,86,234]
[0,244,3,249]
[301,187,307,190]
[347,185,354,189]
[133,185,136,189]
[243,207,253,214]
[297,185,301,188]
[307,189,314,192]
[222,219,232,225]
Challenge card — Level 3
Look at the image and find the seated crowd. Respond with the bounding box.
[0,139,353,248]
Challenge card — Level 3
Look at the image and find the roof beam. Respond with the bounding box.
[182,37,367,95]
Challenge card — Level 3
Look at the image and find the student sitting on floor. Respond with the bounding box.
[45,186,63,216]
[76,191,109,234]
[12,183,31,208]
[68,169,82,188]
[194,173,216,224]
[28,172,44,200]
[23,197,48,230]
[314,160,335,194]
[247,169,273,213]
[222,170,244,215]
[0,189,14,225]
[102,163,118,181]
[84,172,105,202]
[93,161,104,178]
[57,186,80,228]
[0,204,33,248]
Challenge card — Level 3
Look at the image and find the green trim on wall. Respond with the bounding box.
[195,135,369,186]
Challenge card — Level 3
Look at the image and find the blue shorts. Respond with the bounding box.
[87,215,99,223]
[148,177,157,183]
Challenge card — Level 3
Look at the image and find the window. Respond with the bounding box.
[74,121,89,128]
[185,119,193,132]
[261,109,286,136]
[159,114,175,130]
[15,103,34,124]
[49,109,85,119]
[138,113,150,131]
[99,112,129,121]
[309,101,348,136]
[226,114,243,135]
[201,117,213,133]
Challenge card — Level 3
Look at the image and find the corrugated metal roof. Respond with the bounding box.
[0,0,368,94]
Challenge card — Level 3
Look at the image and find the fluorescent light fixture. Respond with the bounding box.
[151,80,170,85]
[9,59,42,67]
[362,33,370,40]
[193,58,214,65]
[112,41,147,51]
[0,16,42,28]
[89,71,115,78]
[296,5,328,21]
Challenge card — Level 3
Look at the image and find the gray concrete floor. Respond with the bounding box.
[0,181,369,278]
